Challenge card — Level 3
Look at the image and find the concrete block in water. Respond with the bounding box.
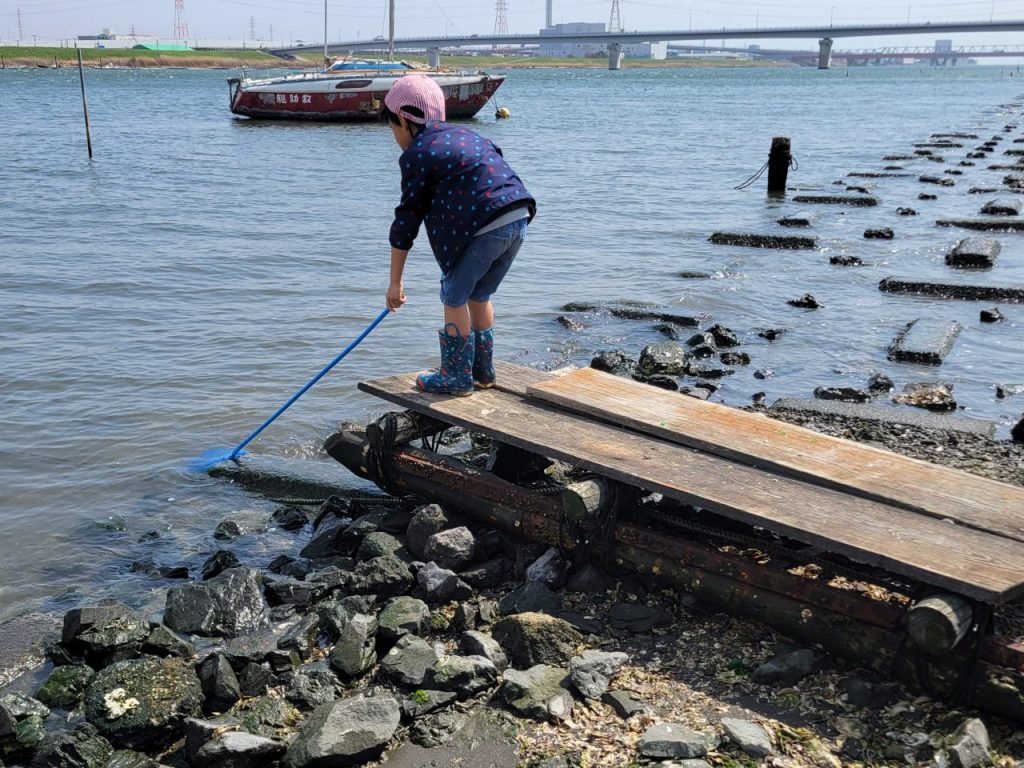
[879,277,1024,303]
[769,398,995,437]
[708,232,818,249]
[791,194,879,206]
[887,319,962,365]
[936,218,1024,232]
[980,197,1022,216]
[848,171,912,178]
[777,212,816,228]
[918,175,956,186]
[945,238,1001,268]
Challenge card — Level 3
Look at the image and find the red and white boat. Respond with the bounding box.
[228,61,504,121]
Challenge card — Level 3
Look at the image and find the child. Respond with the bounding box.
[382,75,536,396]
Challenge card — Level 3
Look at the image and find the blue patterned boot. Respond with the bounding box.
[473,327,496,389]
[416,323,474,397]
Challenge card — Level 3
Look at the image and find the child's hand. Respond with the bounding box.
[386,281,407,311]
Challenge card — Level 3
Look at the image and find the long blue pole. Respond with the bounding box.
[227,308,390,460]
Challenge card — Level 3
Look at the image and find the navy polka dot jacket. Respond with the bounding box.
[389,122,536,274]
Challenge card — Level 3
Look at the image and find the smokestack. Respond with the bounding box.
[546,0,552,28]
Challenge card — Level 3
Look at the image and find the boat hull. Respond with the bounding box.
[229,73,504,121]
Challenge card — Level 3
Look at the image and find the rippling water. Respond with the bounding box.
[1,64,1021,626]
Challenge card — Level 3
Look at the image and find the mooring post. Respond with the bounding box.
[767,137,791,196]
[77,50,94,161]
[907,592,975,655]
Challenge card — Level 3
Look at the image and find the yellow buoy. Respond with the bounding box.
[495,107,511,119]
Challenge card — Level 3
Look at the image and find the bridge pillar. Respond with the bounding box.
[817,37,833,70]
[427,46,442,68]
[608,42,623,70]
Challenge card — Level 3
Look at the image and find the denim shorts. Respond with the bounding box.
[439,218,527,307]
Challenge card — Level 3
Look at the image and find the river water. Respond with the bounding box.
[1,64,1022,631]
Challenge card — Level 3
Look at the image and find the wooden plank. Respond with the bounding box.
[527,368,1024,544]
[358,372,1024,603]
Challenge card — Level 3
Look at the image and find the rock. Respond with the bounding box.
[327,613,378,680]
[980,307,1005,323]
[525,548,569,589]
[637,374,679,391]
[164,567,267,638]
[980,196,1022,216]
[706,324,739,348]
[461,630,509,672]
[1013,415,1024,444]
[424,527,476,571]
[721,717,773,757]
[752,648,821,686]
[864,227,894,239]
[719,351,750,366]
[453,602,479,631]
[460,557,513,588]
[197,653,241,714]
[400,690,457,720]
[264,576,326,608]
[867,373,894,395]
[946,237,1001,268]
[415,562,463,604]
[557,314,585,331]
[896,206,918,216]
[338,512,391,553]
[787,293,823,309]
[408,709,465,748]
[233,661,274,698]
[318,597,378,642]
[638,723,708,759]
[830,255,864,266]
[499,582,562,616]
[754,368,774,380]
[270,506,308,531]
[378,596,430,644]
[949,717,990,768]
[814,386,871,404]
[282,694,400,768]
[405,504,448,560]
[654,322,682,340]
[142,625,194,659]
[491,613,582,669]
[35,664,94,709]
[299,514,351,560]
[565,564,614,594]
[82,656,203,749]
[501,665,573,722]
[758,328,787,341]
[278,613,320,660]
[426,655,498,699]
[191,731,285,768]
[607,603,670,633]
[28,724,113,768]
[590,351,636,375]
[379,635,438,687]
[231,695,300,740]
[286,662,339,711]
[59,603,151,669]
[569,650,628,699]
[893,381,957,412]
[709,232,818,249]
[602,689,648,718]
[213,520,243,541]
[345,555,414,596]
[202,550,241,580]
[357,531,404,562]
[638,342,690,377]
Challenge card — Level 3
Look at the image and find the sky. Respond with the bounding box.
[2,0,1022,51]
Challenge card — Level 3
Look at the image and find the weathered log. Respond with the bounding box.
[907,593,974,654]
[767,136,791,195]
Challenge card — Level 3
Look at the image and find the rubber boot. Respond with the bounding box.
[416,323,474,397]
[473,327,496,389]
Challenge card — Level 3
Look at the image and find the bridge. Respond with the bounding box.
[670,43,1024,67]
[273,19,1024,70]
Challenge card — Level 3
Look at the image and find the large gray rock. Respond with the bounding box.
[197,653,241,715]
[405,504,448,560]
[328,613,378,679]
[164,568,267,638]
[638,342,690,376]
[949,718,990,768]
[83,657,203,749]
[28,723,113,768]
[379,635,438,687]
[299,514,352,560]
[498,582,562,616]
[282,694,400,768]
[60,603,150,669]
[461,630,508,672]
[191,730,286,768]
[721,718,773,758]
[569,650,628,700]
[752,649,820,686]
[638,724,708,760]
[378,597,430,644]
[491,613,582,669]
[424,527,477,571]
[415,562,465,604]
[286,662,339,711]
[35,664,94,709]
[356,532,404,562]
[344,555,413,596]
[501,665,573,722]
[425,655,499,699]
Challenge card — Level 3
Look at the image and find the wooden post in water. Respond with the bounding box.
[76,50,94,160]
[767,137,791,196]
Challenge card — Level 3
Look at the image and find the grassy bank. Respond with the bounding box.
[0,47,282,68]
[0,46,788,71]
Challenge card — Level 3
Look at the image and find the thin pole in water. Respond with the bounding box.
[77,50,93,160]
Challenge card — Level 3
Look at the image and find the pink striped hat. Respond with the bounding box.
[385,75,446,124]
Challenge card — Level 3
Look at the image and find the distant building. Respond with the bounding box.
[538,22,667,60]
[935,39,953,53]
[624,42,667,59]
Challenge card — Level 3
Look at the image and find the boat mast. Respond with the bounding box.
[388,0,395,60]
[323,0,329,68]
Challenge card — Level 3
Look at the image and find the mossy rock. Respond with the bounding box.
[36,664,95,709]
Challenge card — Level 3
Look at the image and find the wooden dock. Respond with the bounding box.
[356,362,1024,605]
